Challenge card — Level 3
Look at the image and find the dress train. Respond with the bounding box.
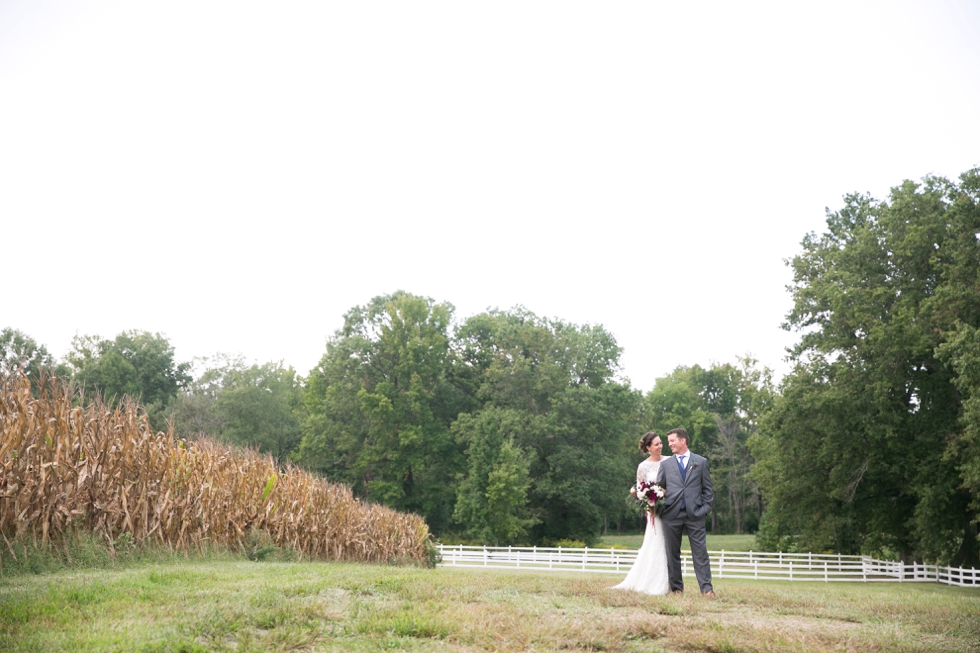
[611,512,670,595]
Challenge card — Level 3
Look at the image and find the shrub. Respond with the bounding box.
[553,539,587,549]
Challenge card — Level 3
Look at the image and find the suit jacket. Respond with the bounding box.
[656,452,714,520]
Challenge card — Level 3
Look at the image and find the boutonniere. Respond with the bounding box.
[688,460,699,471]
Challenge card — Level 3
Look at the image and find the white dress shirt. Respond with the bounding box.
[676,452,689,469]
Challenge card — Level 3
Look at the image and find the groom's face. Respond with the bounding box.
[667,433,688,455]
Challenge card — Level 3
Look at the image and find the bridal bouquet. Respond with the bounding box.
[629,479,665,517]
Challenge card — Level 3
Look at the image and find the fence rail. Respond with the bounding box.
[435,545,979,587]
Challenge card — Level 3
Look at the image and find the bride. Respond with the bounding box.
[612,431,670,595]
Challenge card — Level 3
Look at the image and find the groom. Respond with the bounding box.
[655,427,715,596]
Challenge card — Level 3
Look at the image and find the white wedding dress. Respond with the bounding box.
[611,458,670,595]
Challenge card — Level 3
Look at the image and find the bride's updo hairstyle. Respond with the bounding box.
[639,431,660,453]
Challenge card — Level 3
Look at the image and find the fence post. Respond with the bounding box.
[789,559,793,581]
[719,550,724,579]
[582,547,587,571]
[824,560,828,582]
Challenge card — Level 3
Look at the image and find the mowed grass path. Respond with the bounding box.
[2,559,978,652]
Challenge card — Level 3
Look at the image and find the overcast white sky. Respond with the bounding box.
[2,1,979,391]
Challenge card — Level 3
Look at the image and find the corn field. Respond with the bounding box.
[0,373,431,564]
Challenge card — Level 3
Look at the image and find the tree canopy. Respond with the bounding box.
[295,296,642,544]
[451,308,640,544]
[172,355,304,464]
[296,292,463,533]
[753,169,980,565]
[65,330,191,431]
[0,328,60,381]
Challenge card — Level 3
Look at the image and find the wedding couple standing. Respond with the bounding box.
[613,428,715,596]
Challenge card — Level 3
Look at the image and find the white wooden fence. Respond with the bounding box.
[435,545,980,587]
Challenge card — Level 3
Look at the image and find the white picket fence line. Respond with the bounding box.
[435,545,980,587]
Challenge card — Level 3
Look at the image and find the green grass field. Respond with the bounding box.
[1,558,977,652]
[600,532,758,551]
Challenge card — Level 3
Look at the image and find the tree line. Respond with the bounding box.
[4,168,978,564]
[1,305,767,547]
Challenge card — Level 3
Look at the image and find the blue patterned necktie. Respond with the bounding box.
[677,455,687,510]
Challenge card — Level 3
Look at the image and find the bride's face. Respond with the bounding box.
[648,437,663,456]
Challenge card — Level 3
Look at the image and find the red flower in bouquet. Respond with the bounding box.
[629,479,665,516]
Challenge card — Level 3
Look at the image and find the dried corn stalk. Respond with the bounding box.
[0,373,430,563]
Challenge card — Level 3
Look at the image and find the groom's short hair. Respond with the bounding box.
[667,427,689,445]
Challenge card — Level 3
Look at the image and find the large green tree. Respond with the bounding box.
[172,355,304,464]
[67,330,191,431]
[452,309,640,545]
[295,292,465,532]
[753,169,980,565]
[452,407,537,545]
[170,353,239,439]
[217,362,303,464]
[0,328,62,382]
[642,366,718,452]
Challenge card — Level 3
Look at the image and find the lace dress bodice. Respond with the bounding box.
[637,458,662,485]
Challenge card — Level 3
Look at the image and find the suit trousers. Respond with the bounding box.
[662,508,713,593]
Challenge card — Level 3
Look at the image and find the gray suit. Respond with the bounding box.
[656,452,714,593]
